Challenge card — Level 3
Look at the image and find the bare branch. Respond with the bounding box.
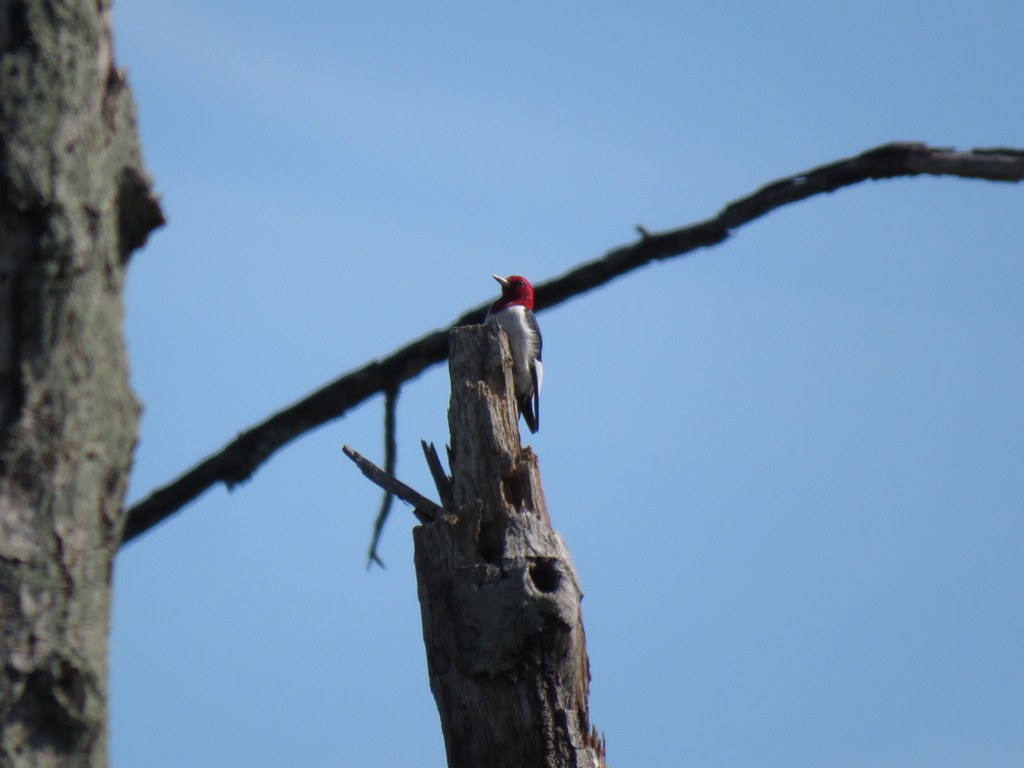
[341,446,442,524]
[120,142,1024,547]
[414,325,604,768]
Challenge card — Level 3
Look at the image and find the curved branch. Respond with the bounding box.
[120,142,1024,547]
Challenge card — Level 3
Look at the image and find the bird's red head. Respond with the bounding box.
[491,274,535,312]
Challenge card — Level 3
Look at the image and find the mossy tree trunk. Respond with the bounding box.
[0,1,162,765]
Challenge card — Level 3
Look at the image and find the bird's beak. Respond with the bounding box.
[492,274,509,287]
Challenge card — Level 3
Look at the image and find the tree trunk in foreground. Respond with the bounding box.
[414,326,605,768]
[0,1,162,765]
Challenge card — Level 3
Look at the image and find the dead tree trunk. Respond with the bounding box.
[0,1,162,765]
[413,325,604,768]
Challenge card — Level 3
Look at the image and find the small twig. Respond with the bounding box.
[366,386,400,568]
[421,440,453,511]
[342,445,442,524]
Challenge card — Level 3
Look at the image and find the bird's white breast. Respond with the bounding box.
[487,305,541,395]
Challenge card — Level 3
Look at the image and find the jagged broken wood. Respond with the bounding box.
[343,325,605,768]
[415,325,604,768]
[421,440,454,511]
[341,445,441,524]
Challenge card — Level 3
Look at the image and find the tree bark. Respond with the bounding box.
[0,1,161,765]
[413,326,604,768]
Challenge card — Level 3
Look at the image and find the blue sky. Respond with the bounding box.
[110,2,1023,766]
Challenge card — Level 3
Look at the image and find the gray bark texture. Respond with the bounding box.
[414,326,606,768]
[0,1,162,766]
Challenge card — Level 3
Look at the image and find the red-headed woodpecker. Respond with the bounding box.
[485,274,543,433]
